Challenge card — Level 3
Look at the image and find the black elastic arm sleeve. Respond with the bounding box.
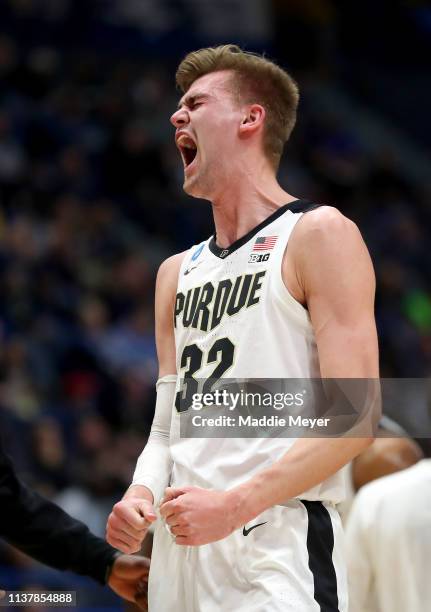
[0,441,118,584]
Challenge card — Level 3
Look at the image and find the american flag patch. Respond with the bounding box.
[253,236,278,251]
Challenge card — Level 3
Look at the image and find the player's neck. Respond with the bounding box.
[211,172,296,249]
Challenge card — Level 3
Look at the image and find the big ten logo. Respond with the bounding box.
[248,253,270,264]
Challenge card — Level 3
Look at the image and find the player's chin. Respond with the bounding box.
[182,174,201,197]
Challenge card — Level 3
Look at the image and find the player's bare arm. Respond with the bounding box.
[153,251,186,378]
[160,207,378,545]
[285,206,378,378]
[106,252,185,553]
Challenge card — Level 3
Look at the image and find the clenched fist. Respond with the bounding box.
[106,485,157,554]
[160,486,238,546]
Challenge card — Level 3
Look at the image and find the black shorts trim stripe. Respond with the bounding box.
[302,500,340,612]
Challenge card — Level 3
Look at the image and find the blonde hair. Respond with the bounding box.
[176,44,299,169]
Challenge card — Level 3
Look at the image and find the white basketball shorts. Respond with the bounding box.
[148,499,348,611]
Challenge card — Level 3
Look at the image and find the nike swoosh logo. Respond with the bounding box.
[242,521,267,536]
[184,263,202,275]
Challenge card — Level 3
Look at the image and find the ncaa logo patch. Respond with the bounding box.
[191,243,205,261]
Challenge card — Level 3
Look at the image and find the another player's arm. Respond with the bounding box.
[229,207,378,522]
[106,252,185,553]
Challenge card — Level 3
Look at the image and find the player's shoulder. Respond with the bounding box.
[156,250,188,295]
[354,465,415,514]
[157,251,188,277]
[290,205,364,255]
[294,205,359,237]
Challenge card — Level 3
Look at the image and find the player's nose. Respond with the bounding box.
[170,107,189,128]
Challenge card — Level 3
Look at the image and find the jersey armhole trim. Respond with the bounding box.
[271,212,315,334]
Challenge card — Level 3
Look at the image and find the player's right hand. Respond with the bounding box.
[106,497,157,554]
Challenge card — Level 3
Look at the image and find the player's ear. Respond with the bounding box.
[239,104,265,137]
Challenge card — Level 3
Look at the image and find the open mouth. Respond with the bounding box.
[176,134,198,169]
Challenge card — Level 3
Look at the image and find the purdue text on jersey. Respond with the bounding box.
[174,271,266,332]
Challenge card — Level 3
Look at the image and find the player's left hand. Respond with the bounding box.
[108,554,150,609]
[160,486,237,546]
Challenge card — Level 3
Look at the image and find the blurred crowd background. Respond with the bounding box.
[0,0,430,608]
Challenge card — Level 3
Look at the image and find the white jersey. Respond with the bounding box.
[170,199,346,504]
[346,459,431,612]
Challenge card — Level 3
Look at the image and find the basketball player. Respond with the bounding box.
[106,45,378,611]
